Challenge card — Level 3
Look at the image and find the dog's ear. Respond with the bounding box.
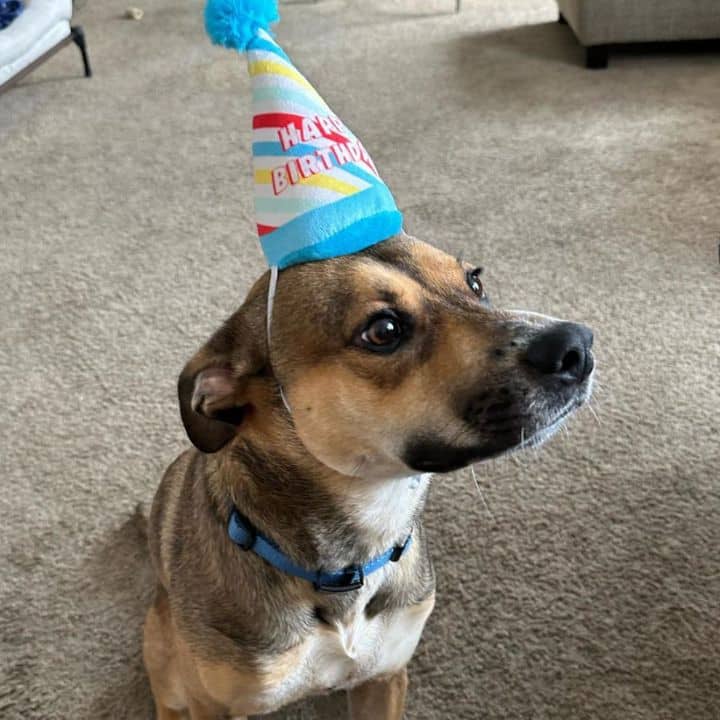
[178,288,268,453]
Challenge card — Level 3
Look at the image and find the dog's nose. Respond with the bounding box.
[525,322,594,383]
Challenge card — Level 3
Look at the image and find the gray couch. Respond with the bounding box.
[556,0,720,68]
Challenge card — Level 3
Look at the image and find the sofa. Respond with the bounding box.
[556,0,720,68]
[0,0,90,92]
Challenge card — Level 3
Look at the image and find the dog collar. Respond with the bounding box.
[228,507,412,593]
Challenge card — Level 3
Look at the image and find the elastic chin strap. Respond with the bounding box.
[267,265,293,415]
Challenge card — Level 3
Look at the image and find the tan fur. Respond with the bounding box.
[282,251,504,479]
[347,669,408,720]
[143,235,593,719]
[143,590,187,716]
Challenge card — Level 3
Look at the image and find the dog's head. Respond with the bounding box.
[179,235,594,477]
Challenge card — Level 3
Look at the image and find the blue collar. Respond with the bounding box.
[228,507,412,593]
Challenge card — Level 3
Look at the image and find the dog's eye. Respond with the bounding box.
[360,314,403,351]
[466,267,484,298]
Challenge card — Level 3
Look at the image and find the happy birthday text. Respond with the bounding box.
[270,114,378,195]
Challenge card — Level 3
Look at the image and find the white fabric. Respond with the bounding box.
[0,0,72,86]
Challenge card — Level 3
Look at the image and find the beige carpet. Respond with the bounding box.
[2,1,719,718]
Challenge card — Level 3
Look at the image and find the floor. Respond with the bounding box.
[1,1,719,718]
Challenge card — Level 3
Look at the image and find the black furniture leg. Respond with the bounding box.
[71,26,92,78]
[558,13,567,24]
[586,44,609,69]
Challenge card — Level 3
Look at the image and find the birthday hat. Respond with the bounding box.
[205,0,403,269]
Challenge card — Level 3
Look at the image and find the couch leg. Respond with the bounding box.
[586,45,608,69]
[71,26,92,78]
[558,13,567,24]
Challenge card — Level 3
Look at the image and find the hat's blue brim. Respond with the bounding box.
[260,185,403,269]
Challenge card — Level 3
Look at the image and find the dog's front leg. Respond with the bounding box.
[347,668,408,720]
[187,697,241,720]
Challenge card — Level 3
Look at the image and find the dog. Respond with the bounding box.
[143,233,594,719]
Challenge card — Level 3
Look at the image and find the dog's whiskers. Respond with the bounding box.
[586,401,602,426]
[357,458,368,477]
[350,455,367,477]
[511,423,534,471]
[470,465,495,522]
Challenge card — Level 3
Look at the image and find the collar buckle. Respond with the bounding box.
[314,565,365,593]
[390,534,411,562]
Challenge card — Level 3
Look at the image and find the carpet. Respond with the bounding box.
[1,1,719,718]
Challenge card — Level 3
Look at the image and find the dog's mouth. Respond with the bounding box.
[403,381,592,474]
[510,397,582,451]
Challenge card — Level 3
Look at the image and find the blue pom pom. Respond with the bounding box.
[205,0,279,52]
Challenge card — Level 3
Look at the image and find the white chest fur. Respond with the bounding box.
[242,580,435,716]
[222,473,434,717]
[338,473,432,552]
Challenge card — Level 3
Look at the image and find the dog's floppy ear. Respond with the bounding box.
[178,289,268,453]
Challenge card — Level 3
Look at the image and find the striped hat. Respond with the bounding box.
[205,0,403,269]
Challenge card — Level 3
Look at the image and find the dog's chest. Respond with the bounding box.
[242,587,434,715]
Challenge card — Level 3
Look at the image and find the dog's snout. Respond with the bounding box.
[525,322,594,383]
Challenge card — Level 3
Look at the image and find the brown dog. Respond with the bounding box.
[143,234,594,719]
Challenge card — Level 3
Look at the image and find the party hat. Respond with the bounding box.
[205,0,403,269]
